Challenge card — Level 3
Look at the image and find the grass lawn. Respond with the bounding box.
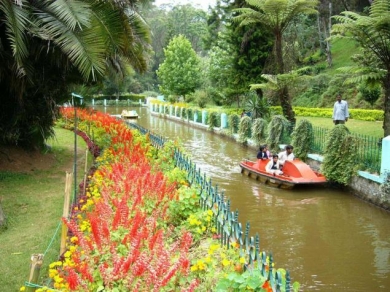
[0,127,91,292]
[296,116,384,139]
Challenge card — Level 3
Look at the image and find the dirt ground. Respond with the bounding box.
[0,146,57,173]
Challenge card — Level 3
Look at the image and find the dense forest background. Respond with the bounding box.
[1,0,388,148]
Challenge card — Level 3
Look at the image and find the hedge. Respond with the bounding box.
[93,93,146,101]
[270,106,384,121]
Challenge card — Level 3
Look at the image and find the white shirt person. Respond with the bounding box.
[278,145,295,166]
[333,94,349,124]
[266,155,283,175]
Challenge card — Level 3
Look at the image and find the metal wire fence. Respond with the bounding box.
[312,126,381,173]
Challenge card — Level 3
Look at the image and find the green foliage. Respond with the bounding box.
[228,114,240,134]
[187,108,193,120]
[266,115,291,153]
[216,268,300,292]
[93,94,145,101]
[156,35,201,97]
[206,6,273,105]
[322,125,359,185]
[190,90,209,108]
[270,106,384,121]
[208,111,219,130]
[251,118,268,146]
[167,186,201,227]
[238,116,252,144]
[291,119,314,160]
[244,92,271,120]
[0,0,151,147]
[332,1,390,136]
[358,84,381,107]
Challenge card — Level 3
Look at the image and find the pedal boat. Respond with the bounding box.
[239,158,327,189]
[121,110,139,119]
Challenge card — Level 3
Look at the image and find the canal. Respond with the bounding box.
[97,105,390,291]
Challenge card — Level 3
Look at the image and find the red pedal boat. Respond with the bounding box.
[239,158,327,189]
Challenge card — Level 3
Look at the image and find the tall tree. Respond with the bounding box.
[332,0,390,137]
[234,0,318,126]
[0,0,151,147]
[156,35,201,99]
[206,0,273,106]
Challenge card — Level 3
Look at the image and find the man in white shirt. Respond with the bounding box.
[333,94,349,124]
[278,145,295,166]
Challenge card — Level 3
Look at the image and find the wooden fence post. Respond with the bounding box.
[60,172,73,256]
[25,254,44,292]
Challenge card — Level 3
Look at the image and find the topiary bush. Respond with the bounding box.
[251,118,268,146]
[228,114,240,134]
[208,111,219,130]
[266,115,290,154]
[291,119,314,160]
[321,125,359,185]
[238,116,252,144]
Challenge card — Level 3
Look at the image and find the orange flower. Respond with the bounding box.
[262,280,272,292]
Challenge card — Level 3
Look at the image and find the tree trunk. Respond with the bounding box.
[383,73,390,137]
[279,86,296,131]
[275,31,284,74]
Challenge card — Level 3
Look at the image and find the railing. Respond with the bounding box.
[312,127,381,173]
[126,122,166,148]
[127,122,292,292]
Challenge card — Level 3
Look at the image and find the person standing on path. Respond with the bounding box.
[333,93,349,124]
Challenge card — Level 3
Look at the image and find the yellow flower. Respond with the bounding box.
[190,265,198,272]
[207,210,213,216]
[197,261,206,270]
[20,287,26,291]
[205,257,212,263]
[239,257,246,264]
[222,258,230,267]
[70,236,78,244]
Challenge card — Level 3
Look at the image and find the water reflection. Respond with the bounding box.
[95,106,390,291]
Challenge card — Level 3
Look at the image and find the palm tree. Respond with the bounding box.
[234,0,318,126]
[332,0,390,137]
[0,0,151,147]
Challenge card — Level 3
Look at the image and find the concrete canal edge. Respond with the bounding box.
[150,111,390,212]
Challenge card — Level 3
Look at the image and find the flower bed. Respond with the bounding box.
[27,108,299,291]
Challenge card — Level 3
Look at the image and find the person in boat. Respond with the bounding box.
[266,154,283,175]
[278,145,295,167]
[257,145,268,160]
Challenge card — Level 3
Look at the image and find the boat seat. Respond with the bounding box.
[253,158,270,171]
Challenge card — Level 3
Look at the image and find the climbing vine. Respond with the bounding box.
[251,118,268,146]
[238,116,252,144]
[291,119,314,160]
[266,115,290,153]
[322,125,359,185]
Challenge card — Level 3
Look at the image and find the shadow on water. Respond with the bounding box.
[96,106,390,291]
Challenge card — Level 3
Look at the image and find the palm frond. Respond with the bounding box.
[0,0,29,76]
